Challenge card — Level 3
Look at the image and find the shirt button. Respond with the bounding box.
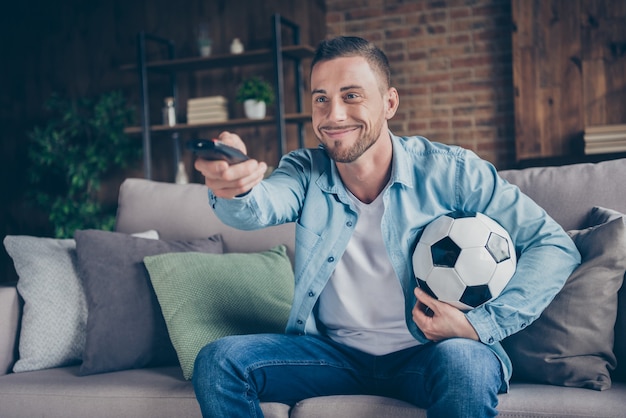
[327,256,335,263]
[297,319,303,325]
[346,221,353,227]
[308,291,315,297]
[488,337,494,344]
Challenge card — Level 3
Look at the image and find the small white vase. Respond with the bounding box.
[243,99,266,119]
[175,161,189,184]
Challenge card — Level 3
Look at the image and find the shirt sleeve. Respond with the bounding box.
[457,152,581,344]
[208,150,312,230]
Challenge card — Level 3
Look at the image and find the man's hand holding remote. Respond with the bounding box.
[193,131,267,199]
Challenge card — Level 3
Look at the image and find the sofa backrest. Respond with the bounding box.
[499,158,626,231]
[115,178,296,260]
[115,158,626,257]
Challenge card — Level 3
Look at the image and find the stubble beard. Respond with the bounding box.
[318,120,385,164]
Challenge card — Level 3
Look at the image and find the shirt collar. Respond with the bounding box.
[389,132,415,190]
[315,131,415,197]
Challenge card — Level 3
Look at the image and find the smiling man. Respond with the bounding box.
[310,53,397,204]
[192,36,580,418]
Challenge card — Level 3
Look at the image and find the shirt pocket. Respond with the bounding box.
[295,222,323,280]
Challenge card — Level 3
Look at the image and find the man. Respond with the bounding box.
[192,36,580,417]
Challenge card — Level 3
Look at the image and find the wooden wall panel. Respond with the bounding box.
[513,0,626,161]
[512,0,584,161]
[581,0,626,126]
[512,35,541,156]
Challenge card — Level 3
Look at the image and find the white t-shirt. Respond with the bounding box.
[317,190,421,355]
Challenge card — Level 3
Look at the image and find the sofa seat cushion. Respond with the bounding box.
[289,395,425,418]
[288,383,626,418]
[0,366,290,418]
[497,383,626,417]
[0,366,200,418]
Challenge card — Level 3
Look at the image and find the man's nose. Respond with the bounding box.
[328,99,347,122]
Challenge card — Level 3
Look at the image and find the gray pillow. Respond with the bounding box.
[586,206,625,227]
[74,229,223,376]
[3,236,85,372]
[3,231,159,373]
[502,217,626,390]
[587,207,626,382]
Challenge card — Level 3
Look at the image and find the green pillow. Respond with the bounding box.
[144,245,294,380]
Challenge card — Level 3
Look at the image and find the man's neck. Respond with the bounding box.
[336,136,393,204]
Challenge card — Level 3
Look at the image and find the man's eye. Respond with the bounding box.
[314,96,327,103]
[345,93,359,100]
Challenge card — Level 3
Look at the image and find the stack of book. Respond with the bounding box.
[584,124,626,155]
[187,96,229,125]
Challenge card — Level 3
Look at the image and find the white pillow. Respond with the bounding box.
[3,230,158,373]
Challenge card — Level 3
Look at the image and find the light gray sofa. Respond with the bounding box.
[1,157,626,418]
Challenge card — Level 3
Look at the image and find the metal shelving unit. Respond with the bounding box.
[123,14,314,179]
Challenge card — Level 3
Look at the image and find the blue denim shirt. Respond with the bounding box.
[208,134,581,388]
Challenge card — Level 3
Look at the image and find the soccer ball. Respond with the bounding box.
[412,212,517,311]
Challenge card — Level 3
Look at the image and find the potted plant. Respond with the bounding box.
[236,76,275,119]
[27,91,140,238]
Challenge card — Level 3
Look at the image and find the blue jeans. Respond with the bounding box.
[193,334,502,418]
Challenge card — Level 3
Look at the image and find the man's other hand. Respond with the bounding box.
[412,287,480,342]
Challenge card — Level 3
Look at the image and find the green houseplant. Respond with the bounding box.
[236,76,275,119]
[27,91,140,238]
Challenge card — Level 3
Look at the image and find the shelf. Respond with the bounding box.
[120,45,315,73]
[124,113,312,135]
[129,15,312,179]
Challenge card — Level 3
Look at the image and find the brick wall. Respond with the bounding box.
[325,0,515,169]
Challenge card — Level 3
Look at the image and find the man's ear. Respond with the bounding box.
[385,87,400,120]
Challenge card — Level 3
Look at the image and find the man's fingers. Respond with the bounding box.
[217,131,247,153]
[414,287,437,314]
[196,158,267,199]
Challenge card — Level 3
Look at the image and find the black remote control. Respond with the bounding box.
[186,139,250,164]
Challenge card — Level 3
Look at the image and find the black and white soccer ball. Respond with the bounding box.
[412,212,517,311]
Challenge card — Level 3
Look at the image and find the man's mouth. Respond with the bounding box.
[320,126,360,139]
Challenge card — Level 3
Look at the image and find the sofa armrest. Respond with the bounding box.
[0,283,20,375]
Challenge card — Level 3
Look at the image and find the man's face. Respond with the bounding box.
[310,56,395,163]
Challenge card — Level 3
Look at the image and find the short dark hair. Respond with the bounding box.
[311,36,391,89]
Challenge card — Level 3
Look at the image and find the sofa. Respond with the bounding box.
[1,157,626,418]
